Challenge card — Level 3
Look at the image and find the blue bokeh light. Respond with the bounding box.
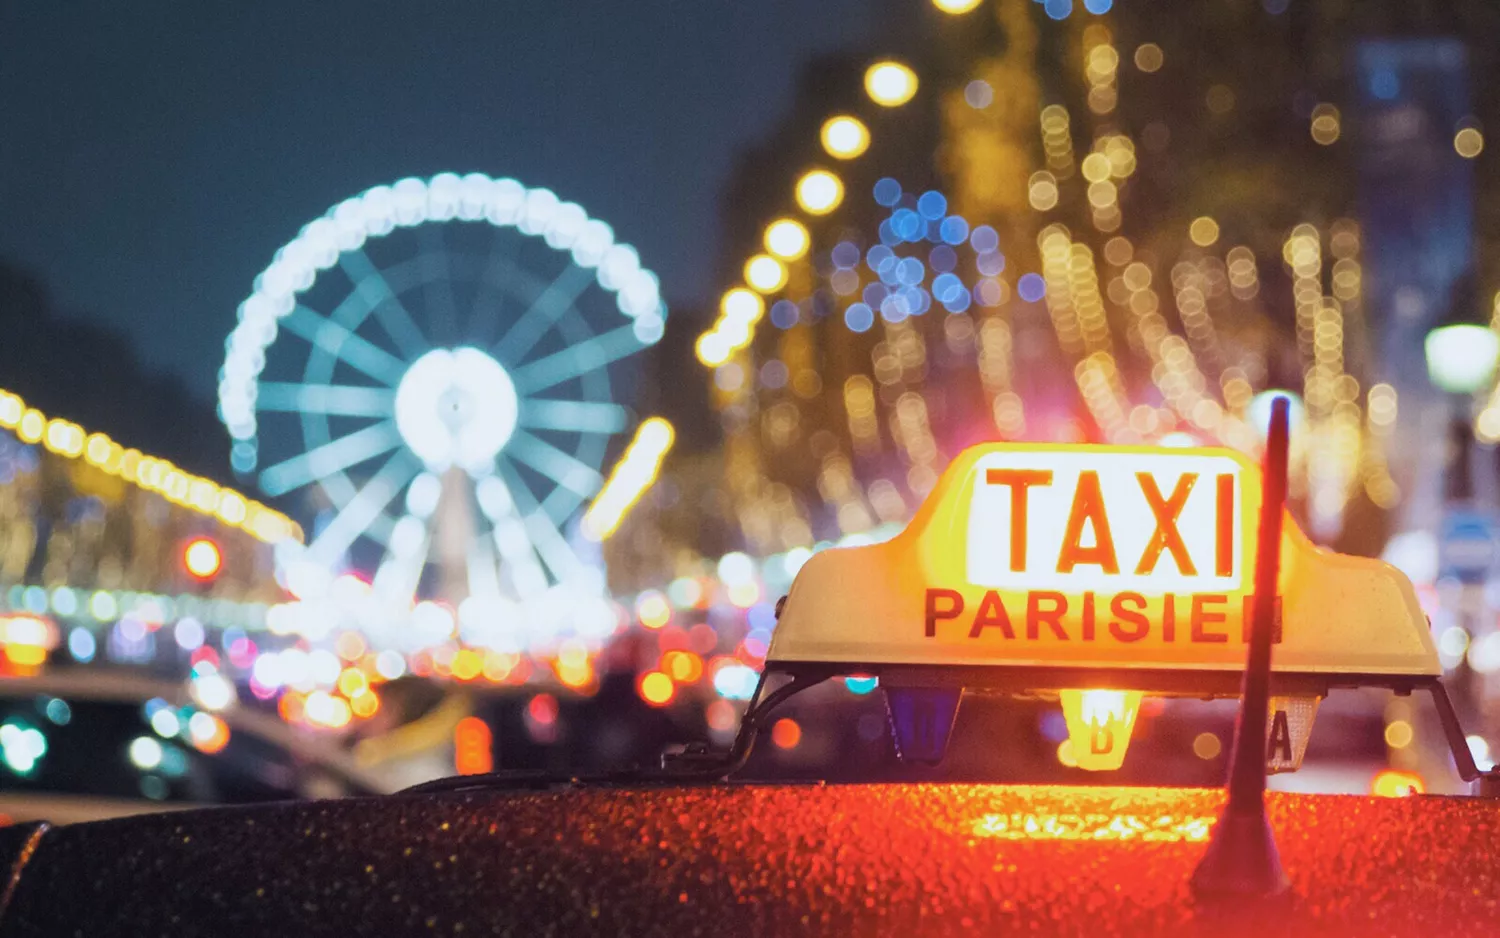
[939,216,969,245]
[873,178,902,207]
[917,191,948,220]
[929,245,957,273]
[970,225,1000,254]
[844,303,875,333]
[770,299,799,329]
[1018,273,1046,302]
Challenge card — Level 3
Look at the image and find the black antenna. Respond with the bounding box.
[1191,395,1291,899]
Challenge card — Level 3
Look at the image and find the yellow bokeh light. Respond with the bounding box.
[1383,719,1414,749]
[932,0,982,12]
[864,60,918,107]
[820,115,870,160]
[1134,43,1163,73]
[721,287,765,323]
[1310,104,1341,145]
[1189,216,1220,247]
[1080,153,1112,183]
[764,218,810,260]
[1455,127,1484,159]
[744,255,788,293]
[639,671,675,706]
[795,170,844,215]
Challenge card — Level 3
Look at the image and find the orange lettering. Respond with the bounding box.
[1215,473,1235,577]
[1081,592,1096,641]
[1027,591,1069,640]
[969,591,1015,639]
[986,468,1053,572]
[1191,594,1228,642]
[1162,593,1177,642]
[924,588,964,637]
[1108,592,1149,642]
[1057,471,1119,574]
[1136,472,1198,575]
[1091,725,1115,754]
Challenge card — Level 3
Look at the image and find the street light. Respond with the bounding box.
[1425,323,1500,394]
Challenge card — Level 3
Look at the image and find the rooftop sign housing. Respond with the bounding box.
[768,443,1438,683]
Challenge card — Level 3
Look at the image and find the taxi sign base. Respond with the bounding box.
[1190,812,1290,900]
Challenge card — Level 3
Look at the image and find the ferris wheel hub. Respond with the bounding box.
[394,347,518,473]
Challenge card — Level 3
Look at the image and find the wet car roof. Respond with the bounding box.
[2,783,1495,936]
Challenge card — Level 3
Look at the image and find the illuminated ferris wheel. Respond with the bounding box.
[217,172,665,640]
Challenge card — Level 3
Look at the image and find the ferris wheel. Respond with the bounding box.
[217,172,665,643]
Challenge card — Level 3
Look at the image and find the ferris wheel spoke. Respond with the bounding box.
[255,382,396,418]
[511,325,645,396]
[518,399,629,435]
[282,305,409,386]
[506,430,603,499]
[307,451,421,565]
[466,236,524,346]
[496,461,586,584]
[374,517,432,607]
[416,225,461,346]
[259,419,403,497]
[338,250,429,362]
[493,263,595,365]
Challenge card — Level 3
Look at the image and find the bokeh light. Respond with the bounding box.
[864,61,918,107]
[745,255,789,293]
[795,170,845,215]
[1455,126,1484,159]
[820,116,870,160]
[764,219,810,260]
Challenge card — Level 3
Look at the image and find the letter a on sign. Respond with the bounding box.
[1264,696,1320,773]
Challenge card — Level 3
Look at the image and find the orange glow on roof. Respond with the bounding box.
[972,811,1214,842]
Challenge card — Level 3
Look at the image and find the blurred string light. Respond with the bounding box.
[864,61,918,107]
[580,418,675,541]
[795,170,845,215]
[932,0,983,13]
[0,387,299,545]
[764,219,810,261]
[745,255,789,293]
[1455,125,1484,159]
[820,116,871,160]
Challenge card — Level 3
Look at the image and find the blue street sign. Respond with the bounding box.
[1439,510,1498,584]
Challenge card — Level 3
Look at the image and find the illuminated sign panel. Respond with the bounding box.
[769,442,1439,679]
[966,451,1243,594]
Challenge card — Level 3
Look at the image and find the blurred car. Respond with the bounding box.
[0,669,388,825]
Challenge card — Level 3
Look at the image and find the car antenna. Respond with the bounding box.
[1190,394,1291,900]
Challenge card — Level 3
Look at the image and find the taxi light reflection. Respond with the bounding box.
[1059,689,1142,771]
[454,716,493,776]
[973,812,1214,842]
[1371,769,1425,798]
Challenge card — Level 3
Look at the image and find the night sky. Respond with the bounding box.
[0,2,871,397]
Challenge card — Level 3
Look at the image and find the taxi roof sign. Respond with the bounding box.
[767,442,1440,684]
[667,437,1493,792]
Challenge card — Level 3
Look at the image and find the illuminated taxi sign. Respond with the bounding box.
[769,442,1439,679]
[968,450,1242,594]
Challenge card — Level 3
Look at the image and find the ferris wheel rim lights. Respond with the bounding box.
[218,172,668,449]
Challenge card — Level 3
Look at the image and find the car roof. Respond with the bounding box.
[0,782,1492,936]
